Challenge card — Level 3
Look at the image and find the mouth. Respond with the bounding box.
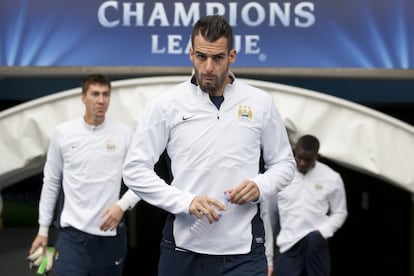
[96,108,106,114]
[298,167,307,174]
[203,74,215,81]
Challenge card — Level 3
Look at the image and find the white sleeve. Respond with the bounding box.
[252,97,296,201]
[116,125,141,211]
[38,129,63,229]
[319,174,348,238]
[117,189,141,211]
[123,99,194,215]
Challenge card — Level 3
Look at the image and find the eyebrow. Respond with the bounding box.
[195,50,226,57]
[90,90,110,94]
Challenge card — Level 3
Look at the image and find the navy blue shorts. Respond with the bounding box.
[158,208,267,276]
[53,225,127,276]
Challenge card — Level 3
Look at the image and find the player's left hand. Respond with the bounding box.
[27,246,56,275]
[226,180,260,204]
[99,204,123,231]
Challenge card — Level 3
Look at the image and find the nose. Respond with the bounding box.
[97,94,105,103]
[298,159,309,168]
[205,57,214,72]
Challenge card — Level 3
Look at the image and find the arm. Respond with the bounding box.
[99,189,141,231]
[251,98,295,202]
[319,174,348,238]
[118,126,142,211]
[123,99,195,215]
[30,129,62,254]
[100,125,142,232]
[225,98,295,205]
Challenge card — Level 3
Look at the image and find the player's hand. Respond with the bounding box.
[226,179,260,204]
[29,235,48,256]
[99,204,123,231]
[27,246,56,274]
[268,266,274,276]
[189,195,226,223]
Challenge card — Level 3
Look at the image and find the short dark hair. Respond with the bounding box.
[296,135,320,153]
[191,15,233,52]
[81,74,111,94]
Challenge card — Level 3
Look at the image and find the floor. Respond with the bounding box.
[0,227,38,276]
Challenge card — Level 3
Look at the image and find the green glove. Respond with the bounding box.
[27,246,56,275]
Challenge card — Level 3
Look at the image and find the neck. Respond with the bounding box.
[84,115,104,126]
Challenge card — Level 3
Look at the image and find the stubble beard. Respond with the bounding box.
[195,68,228,96]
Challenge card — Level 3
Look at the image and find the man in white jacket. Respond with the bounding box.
[262,134,348,276]
[29,74,140,276]
[123,15,295,276]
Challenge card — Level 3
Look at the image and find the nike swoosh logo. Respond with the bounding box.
[115,258,123,265]
[182,115,196,121]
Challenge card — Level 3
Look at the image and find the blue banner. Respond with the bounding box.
[1,0,413,68]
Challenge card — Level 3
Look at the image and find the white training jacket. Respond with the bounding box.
[262,161,348,266]
[123,75,295,255]
[38,118,140,237]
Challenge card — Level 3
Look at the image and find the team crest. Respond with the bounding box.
[237,105,253,122]
[314,183,323,190]
[106,140,116,151]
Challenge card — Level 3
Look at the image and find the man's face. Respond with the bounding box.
[82,83,110,125]
[190,35,236,96]
[294,146,318,174]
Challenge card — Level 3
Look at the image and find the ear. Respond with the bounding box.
[316,153,321,160]
[189,47,194,63]
[229,49,237,64]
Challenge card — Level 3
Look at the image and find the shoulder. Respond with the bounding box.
[50,119,83,145]
[55,118,81,132]
[149,79,195,112]
[232,80,274,113]
[234,79,271,98]
[105,119,133,133]
[157,79,192,100]
[315,161,342,180]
